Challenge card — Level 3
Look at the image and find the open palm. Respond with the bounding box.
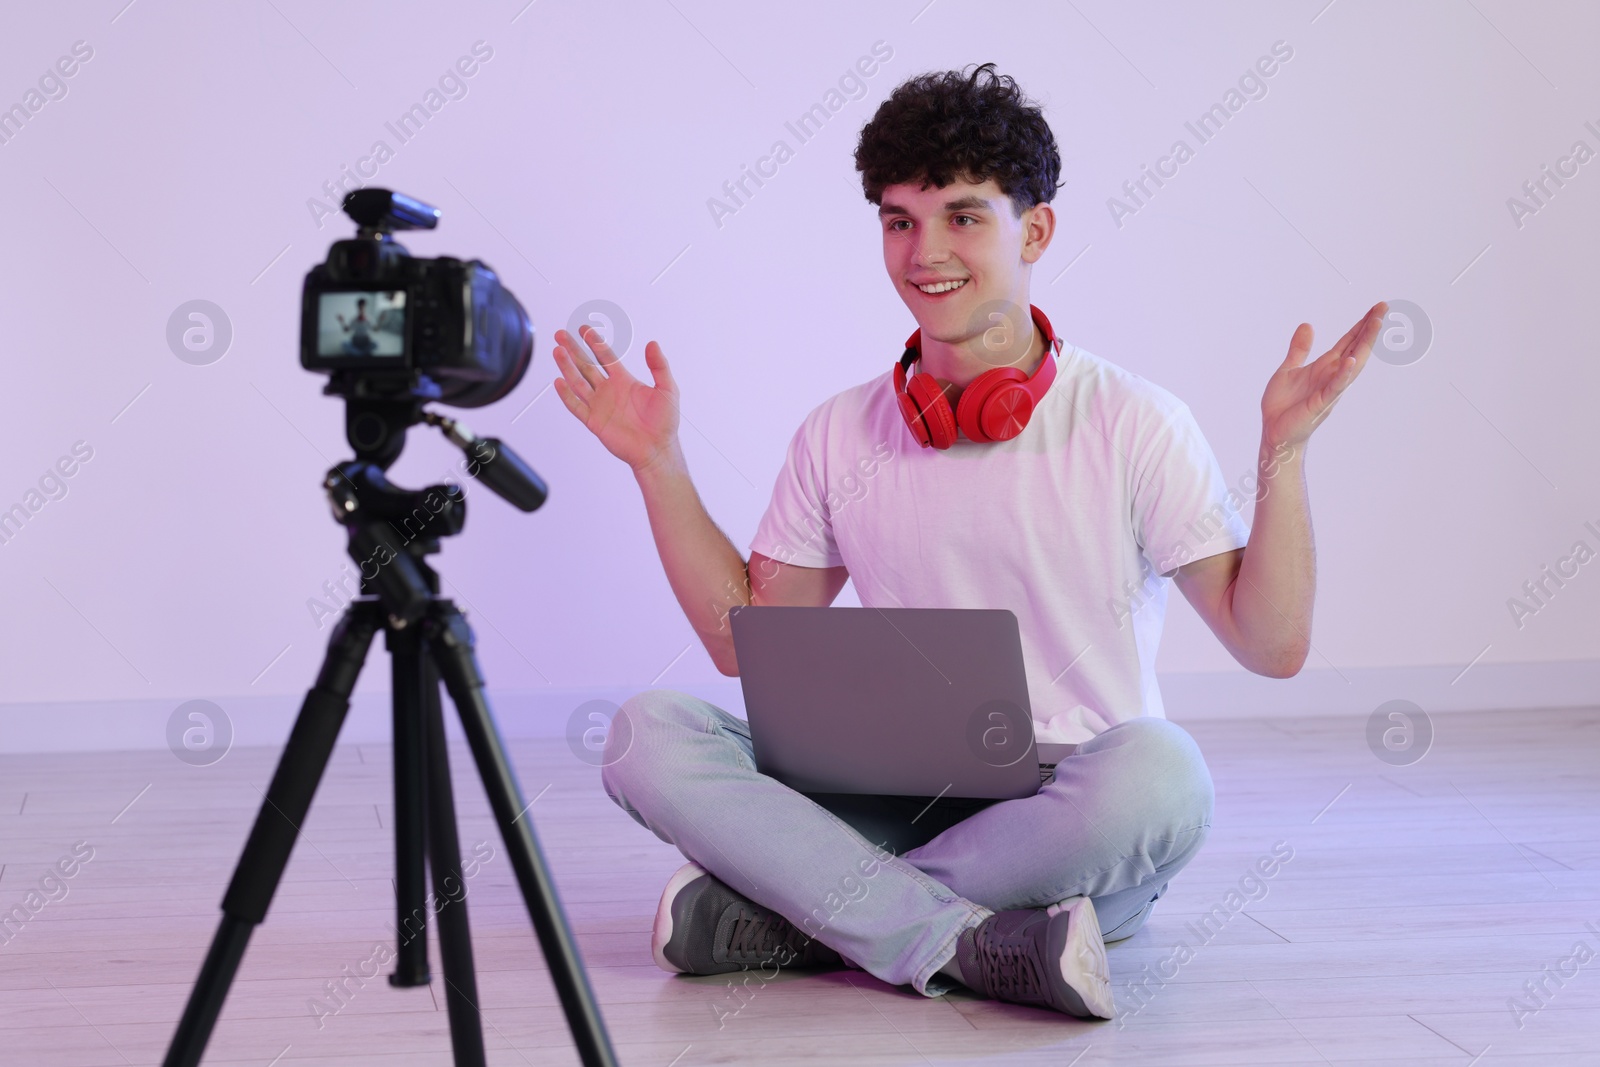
[552,325,681,473]
[1261,301,1387,449]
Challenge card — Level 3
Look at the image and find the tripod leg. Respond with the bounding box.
[388,625,432,987]
[429,607,619,1067]
[424,671,489,1067]
[164,602,382,1067]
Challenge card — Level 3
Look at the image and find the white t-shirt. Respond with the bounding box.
[747,338,1251,744]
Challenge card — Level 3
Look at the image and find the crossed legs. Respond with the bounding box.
[600,688,1213,995]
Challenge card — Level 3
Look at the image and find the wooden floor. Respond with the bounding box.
[1,704,1597,1066]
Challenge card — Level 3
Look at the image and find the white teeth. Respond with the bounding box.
[916,279,967,294]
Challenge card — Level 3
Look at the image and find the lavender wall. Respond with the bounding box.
[2,1,1596,751]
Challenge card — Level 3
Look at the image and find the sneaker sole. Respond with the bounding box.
[1045,895,1115,1019]
[651,861,710,973]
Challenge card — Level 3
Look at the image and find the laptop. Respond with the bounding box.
[728,605,1076,800]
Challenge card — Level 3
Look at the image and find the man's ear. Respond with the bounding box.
[1021,201,1055,263]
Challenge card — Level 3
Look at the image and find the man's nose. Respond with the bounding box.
[912,231,951,266]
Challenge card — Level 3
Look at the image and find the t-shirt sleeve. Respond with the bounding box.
[1132,401,1252,579]
[748,409,845,570]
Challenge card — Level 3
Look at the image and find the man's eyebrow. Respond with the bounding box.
[877,195,995,217]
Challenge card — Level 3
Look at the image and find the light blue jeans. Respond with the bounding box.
[600,688,1214,997]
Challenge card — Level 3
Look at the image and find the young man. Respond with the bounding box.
[551,63,1384,1019]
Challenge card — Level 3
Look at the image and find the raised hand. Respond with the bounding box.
[552,324,682,474]
[1261,301,1388,450]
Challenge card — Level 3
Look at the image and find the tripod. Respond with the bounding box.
[163,411,618,1066]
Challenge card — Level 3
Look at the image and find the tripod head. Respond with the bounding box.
[325,403,547,627]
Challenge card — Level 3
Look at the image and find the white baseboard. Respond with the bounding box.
[0,661,1594,755]
[0,682,748,756]
[1158,657,1600,721]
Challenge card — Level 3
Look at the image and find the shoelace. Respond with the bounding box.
[980,930,1046,1002]
[725,905,795,963]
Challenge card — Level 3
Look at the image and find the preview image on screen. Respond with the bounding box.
[316,290,406,357]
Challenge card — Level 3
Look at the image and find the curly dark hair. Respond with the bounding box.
[854,62,1060,218]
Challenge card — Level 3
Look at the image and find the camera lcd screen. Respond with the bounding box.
[316,291,406,358]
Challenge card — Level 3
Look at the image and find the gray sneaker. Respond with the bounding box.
[953,896,1114,1019]
[651,862,845,975]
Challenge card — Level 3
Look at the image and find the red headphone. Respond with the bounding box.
[894,303,1062,450]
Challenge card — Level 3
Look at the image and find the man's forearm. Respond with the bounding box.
[1229,436,1314,676]
[633,441,752,672]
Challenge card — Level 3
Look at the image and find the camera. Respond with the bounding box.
[300,188,534,412]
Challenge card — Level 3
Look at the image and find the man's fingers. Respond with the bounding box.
[552,341,599,397]
[1329,302,1386,363]
[643,341,676,394]
[1352,302,1387,357]
[557,327,668,401]
[1331,316,1369,361]
[553,376,591,423]
[1332,312,1378,391]
[1309,308,1380,385]
[554,330,607,389]
[1319,314,1379,404]
[1309,312,1370,371]
[1302,303,1383,375]
[555,325,621,375]
[1278,322,1314,370]
[576,324,634,378]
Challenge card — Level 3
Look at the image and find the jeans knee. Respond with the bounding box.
[1095,717,1213,829]
[599,688,722,799]
[600,688,676,795]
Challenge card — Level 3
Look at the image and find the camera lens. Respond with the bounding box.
[439,278,535,409]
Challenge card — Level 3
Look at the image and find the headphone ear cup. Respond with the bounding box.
[956,368,1026,443]
[905,373,957,449]
[895,391,931,447]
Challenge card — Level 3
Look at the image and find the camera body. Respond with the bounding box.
[299,189,533,411]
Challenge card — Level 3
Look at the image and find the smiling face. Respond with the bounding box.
[878,174,1055,383]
